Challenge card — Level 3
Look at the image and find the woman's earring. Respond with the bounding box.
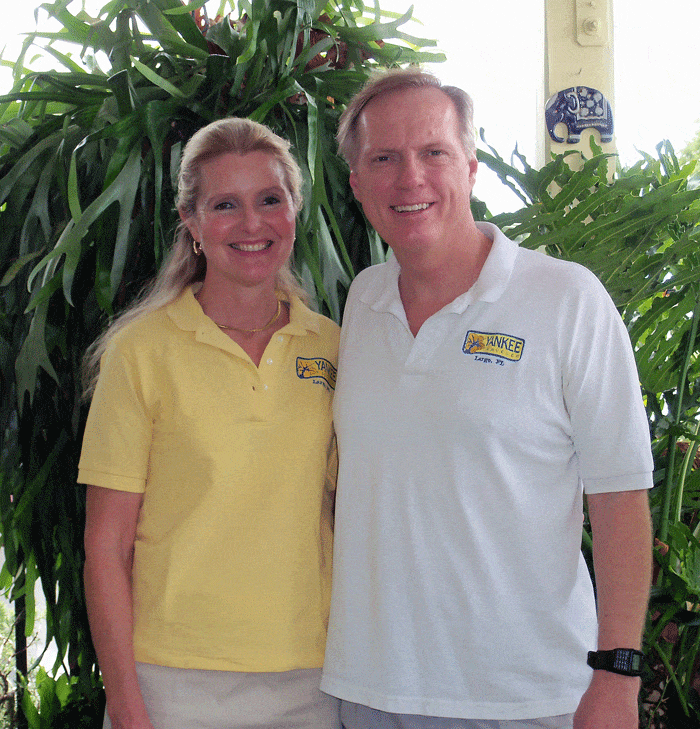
[192,240,202,256]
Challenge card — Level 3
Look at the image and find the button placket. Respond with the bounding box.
[405,318,452,372]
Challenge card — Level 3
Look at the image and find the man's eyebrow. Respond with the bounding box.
[363,147,396,157]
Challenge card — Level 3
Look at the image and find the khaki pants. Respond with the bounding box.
[103,663,340,729]
[340,702,574,729]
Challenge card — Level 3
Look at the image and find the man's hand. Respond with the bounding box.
[573,670,640,729]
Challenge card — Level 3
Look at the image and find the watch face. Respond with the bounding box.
[612,649,643,674]
[588,649,644,675]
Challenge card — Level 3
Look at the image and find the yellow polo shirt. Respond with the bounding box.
[78,287,339,672]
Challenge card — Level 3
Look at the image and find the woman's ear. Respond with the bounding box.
[178,207,202,243]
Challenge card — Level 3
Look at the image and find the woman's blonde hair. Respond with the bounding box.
[83,117,307,396]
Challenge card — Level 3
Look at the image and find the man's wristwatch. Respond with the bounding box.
[586,648,645,676]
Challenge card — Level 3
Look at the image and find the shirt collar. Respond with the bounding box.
[361,221,519,316]
[283,295,321,336]
[167,286,320,340]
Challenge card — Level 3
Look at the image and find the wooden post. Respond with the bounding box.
[544,0,616,164]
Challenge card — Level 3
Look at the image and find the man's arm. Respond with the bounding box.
[574,489,653,729]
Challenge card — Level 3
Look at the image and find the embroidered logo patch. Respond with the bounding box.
[463,330,525,362]
[296,357,337,390]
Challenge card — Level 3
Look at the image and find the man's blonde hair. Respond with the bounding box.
[336,67,476,166]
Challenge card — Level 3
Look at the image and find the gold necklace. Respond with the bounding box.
[214,300,283,333]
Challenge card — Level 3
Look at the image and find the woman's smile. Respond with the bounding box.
[183,150,296,293]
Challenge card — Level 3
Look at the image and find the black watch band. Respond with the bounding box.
[586,648,645,677]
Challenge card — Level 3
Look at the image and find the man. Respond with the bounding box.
[320,68,653,729]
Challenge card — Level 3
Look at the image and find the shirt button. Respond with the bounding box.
[263,384,269,391]
[266,358,273,365]
[277,336,284,342]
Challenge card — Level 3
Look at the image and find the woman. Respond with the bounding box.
[80,118,340,729]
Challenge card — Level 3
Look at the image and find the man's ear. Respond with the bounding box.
[468,155,478,185]
[349,170,363,204]
[464,154,479,200]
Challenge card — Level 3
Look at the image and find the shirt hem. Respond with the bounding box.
[582,471,653,494]
[319,677,581,721]
[135,647,325,674]
[77,468,146,493]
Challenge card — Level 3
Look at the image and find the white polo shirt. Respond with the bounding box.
[321,222,652,720]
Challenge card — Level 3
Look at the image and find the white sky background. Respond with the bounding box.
[387,0,700,209]
[1,0,700,211]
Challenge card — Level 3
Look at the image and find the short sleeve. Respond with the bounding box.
[77,336,154,493]
[562,271,653,494]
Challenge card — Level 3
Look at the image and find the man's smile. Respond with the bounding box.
[390,202,434,213]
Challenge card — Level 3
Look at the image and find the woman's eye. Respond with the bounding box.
[214,201,234,210]
[263,195,281,206]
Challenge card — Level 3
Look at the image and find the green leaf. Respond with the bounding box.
[66,147,82,220]
[109,148,143,300]
[40,1,118,56]
[141,99,175,257]
[15,294,60,408]
[660,523,700,599]
[130,57,187,99]
[0,250,45,287]
[21,689,40,729]
[0,131,64,207]
[134,0,209,58]
[315,208,351,320]
[0,118,35,148]
[107,69,138,116]
[163,0,209,15]
[28,145,142,306]
[24,556,37,638]
[40,43,93,75]
[236,12,260,64]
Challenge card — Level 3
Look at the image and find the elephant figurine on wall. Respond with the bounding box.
[545,86,614,144]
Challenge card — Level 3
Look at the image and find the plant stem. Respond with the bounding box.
[651,638,690,716]
[659,287,700,543]
[674,417,700,523]
[14,592,27,729]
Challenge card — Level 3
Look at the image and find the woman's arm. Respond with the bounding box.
[83,485,155,729]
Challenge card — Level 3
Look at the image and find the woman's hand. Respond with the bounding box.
[108,712,156,729]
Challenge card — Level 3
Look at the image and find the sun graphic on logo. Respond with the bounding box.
[464,332,486,354]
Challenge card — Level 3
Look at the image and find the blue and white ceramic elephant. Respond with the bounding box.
[545,86,614,144]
